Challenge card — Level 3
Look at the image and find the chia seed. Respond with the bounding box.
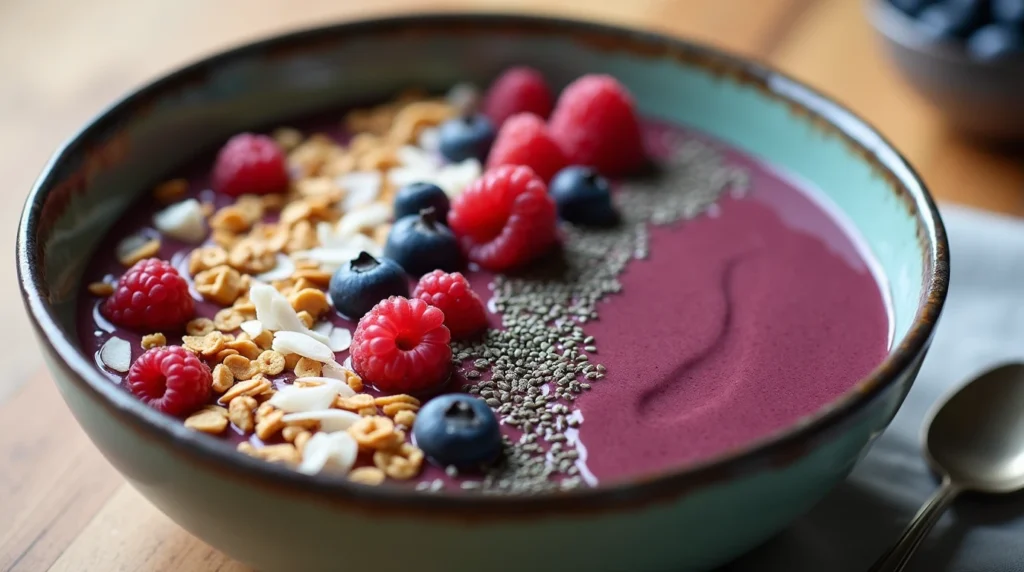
[440,136,744,494]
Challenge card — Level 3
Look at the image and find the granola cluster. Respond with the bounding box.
[93,88,479,484]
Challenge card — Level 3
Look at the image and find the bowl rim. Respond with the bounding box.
[17,12,949,516]
[868,0,1024,68]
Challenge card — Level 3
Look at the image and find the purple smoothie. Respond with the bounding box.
[75,117,889,489]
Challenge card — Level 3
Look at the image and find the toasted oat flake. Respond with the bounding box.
[184,407,229,434]
[117,235,161,267]
[185,317,216,336]
[88,282,114,297]
[153,198,207,243]
[228,395,256,431]
[298,431,358,476]
[394,409,417,429]
[141,333,166,350]
[348,466,386,485]
[99,336,131,373]
[272,331,334,363]
[152,178,189,204]
[211,364,235,394]
[294,357,323,378]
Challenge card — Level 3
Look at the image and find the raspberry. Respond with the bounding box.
[350,296,452,393]
[448,165,558,272]
[127,346,212,416]
[103,258,194,331]
[548,74,647,177]
[485,113,568,182]
[413,271,488,339]
[211,133,289,196]
[482,66,554,127]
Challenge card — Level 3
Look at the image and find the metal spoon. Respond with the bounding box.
[868,362,1024,572]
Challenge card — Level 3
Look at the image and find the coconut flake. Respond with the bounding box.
[387,166,437,189]
[249,283,331,345]
[99,336,131,373]
[397,145,440,170]
[336,203,392,237]
[288,411,362,433]
[254,253,295,282]
[294,376,356,398]
[272,331,334,362]
[267,380,342,413]
[328,327,352,352]
[152,199,207,243]
[338,171,382,211]
[313,321,333,337]
[240,320,264,338]
[321,359,351,382]
[437,158,482,197]
[417,127,441,153]
[297,430,358,475]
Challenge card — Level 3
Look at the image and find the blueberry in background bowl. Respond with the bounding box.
[870,0,1024,138]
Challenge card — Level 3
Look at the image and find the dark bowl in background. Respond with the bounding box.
[869,0,1024,139]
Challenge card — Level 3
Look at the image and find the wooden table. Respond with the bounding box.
[2,0,1022,569]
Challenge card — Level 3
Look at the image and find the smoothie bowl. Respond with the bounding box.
[17,13,947,572]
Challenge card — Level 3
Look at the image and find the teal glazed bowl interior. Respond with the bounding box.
[17,14,948,572]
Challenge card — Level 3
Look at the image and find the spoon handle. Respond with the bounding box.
[867,478,960,572]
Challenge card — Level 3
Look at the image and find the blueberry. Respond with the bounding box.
[393,181,450,221]
[384,208,463,277]
[917,0,986,39]
[437,113,496,163]
[328,252,409,319]
[891,0,935,17]
[993,0,1024,25]
[548,166,619,227]
[413,394,502,468]
[968,23,1024,60]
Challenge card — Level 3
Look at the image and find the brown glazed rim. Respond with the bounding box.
[17,13,948,518]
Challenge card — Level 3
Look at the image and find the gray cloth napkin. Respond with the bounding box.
[723,205,1024,572]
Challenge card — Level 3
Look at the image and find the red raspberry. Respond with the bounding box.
[127,346,212,416]
[548,74,647,177]
[350,296,452,393]
[211,133,289,196]
[103,258,194,331]
[413,271,489,339]
[448,165,558,272]
[482,66,554,127]
[486,113,568,182]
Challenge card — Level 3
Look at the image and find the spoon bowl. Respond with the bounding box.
[926,362,1024,493]
[871,362,1024,571]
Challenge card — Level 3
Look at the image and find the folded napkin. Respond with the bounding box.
[723,205,1024,572]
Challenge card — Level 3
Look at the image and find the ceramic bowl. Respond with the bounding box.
[17,13,948,572]
[869,0,1024,139]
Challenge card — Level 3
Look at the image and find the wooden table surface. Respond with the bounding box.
[2,0,1022,569]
